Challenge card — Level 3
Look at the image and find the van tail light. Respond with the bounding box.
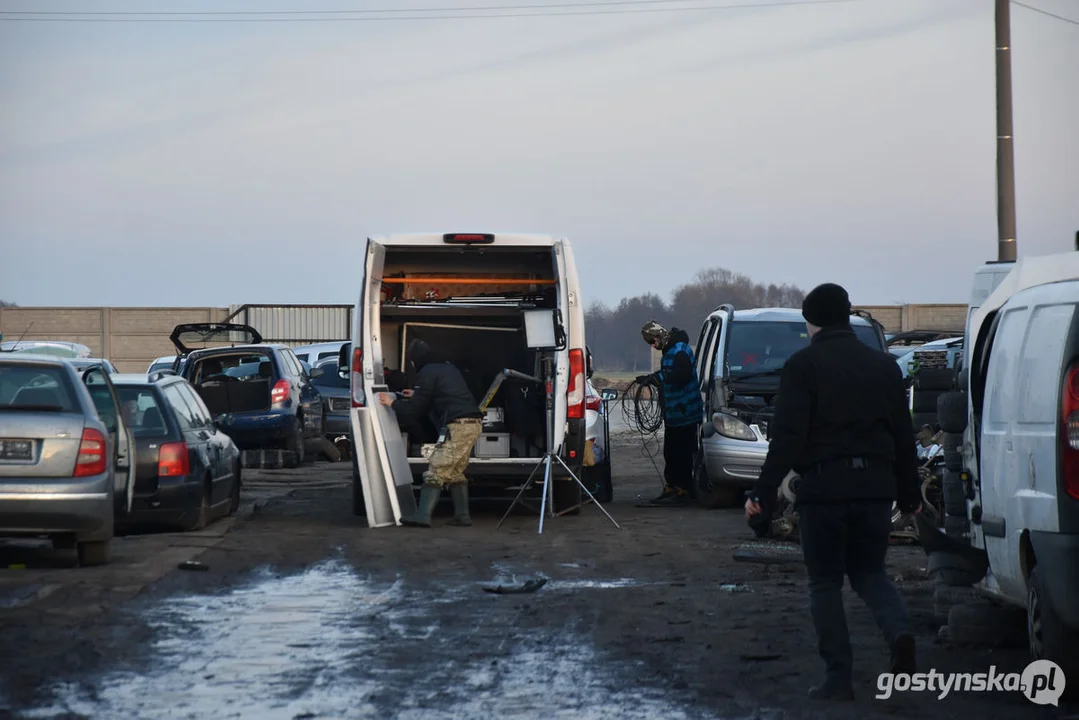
[567,349,585,419]
[1061,364,1079,500]
[73,427,108,477]
[158,442,191,478]
[351,347,366,408]
[271,379,290,405]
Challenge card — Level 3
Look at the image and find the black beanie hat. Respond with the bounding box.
[802,283,852,328]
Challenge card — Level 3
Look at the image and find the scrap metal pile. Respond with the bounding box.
[752,426,945,544]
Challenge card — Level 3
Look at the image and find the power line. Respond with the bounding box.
[0,0,857,23]
[1011,1,1079,26]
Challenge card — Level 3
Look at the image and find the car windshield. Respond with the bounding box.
[0,365,78,412]
[725,321,881,378]
[116,386,169,437]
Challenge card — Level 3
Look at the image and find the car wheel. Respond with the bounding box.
[1028,566,1079,695]
[228,462,242,515]
[694,450,740,509]
[284,418,305,467]
[183,480,211,531]
[77,540,109,567]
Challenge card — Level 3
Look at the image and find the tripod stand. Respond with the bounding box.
[497,355,621,534]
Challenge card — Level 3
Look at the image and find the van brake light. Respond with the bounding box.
[567,349,585,419]
[1061,365,1079,500]
[443,233,494,245]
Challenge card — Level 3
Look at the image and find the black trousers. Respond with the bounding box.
[662,423,698,493]
[798,499,911,684]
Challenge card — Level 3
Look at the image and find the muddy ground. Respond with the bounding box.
[0,432,1059,719]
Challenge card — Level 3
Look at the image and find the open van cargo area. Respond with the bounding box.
[378,247,560,468]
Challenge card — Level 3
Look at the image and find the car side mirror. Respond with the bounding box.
[309,366,324,379]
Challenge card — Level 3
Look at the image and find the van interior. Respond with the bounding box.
[188,351,275,416]
[378,246,559,460]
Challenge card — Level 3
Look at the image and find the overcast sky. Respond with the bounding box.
[1,0,1076,310]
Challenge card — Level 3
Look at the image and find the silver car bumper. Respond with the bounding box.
[701,429,769,489]
[0,471,114,541]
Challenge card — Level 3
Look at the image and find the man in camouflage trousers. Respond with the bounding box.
[378,339,483,527]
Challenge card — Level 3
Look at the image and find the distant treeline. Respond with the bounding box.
[585,268,806,372]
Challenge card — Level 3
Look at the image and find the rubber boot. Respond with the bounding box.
[401,484,441,527]
[448,484,472,527]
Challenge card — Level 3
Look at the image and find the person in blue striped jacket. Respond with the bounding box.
[638,321,703,506]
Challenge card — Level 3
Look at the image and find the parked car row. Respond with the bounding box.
[0,352,243,566]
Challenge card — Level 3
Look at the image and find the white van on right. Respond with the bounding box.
[963,251,1079,679]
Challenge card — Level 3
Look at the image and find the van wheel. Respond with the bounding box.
[694,452,740,508]
[1028,566,1079,692]
[77,540,110,567]
[228,462,242,515]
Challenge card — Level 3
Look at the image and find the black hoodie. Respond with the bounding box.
[390,340,481,427]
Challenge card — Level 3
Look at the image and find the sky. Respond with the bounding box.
[0,0,1077,311]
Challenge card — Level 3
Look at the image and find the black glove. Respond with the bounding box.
[896,480,922,514]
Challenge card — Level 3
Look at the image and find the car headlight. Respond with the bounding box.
[711,412,757,441]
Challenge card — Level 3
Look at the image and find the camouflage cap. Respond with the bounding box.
[641,320,669,347]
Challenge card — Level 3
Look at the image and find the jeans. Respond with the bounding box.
[798,500,911,684]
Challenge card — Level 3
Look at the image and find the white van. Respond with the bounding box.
[345,233,588,525]
[950,251,1079,680]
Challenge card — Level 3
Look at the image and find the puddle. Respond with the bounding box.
[21,561,709,719]
[718,583,752,594]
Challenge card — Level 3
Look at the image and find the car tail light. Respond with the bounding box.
[351,347,365,408]
[567,349,585,419]
[271,379,290,405]
[158,441,190,477]
[73,427,107,477]
[585,395,601,412]
[1061,364,1079,500]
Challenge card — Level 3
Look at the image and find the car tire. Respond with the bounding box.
[942,470,968,516]
[913,389,944,413]
[1028,566,1079,696]
[927,549,982,587]
[183,480,211,531]
[916,368,956,392]
[937,392,968,434]
[948,602,1026,648]
[284,418,305,468]
[77,540,109,567]
[694,451,741,509]
[228,462,242,516]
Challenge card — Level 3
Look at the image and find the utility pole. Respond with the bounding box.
[995,0,1018,262]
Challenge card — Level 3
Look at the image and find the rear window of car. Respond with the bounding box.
[726,321,882,376]
[0,364,78,413]
[116,386,170,437]
[314,364,349,389]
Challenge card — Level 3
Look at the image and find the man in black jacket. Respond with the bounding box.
[745,283,921,701]
[378,339,483,528]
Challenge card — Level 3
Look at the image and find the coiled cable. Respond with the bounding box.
[621,376,663,434]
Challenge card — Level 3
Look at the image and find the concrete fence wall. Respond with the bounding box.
[0,307,229,373]
[3,304,968,375]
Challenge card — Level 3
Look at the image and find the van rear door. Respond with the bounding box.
[551,240,571,452]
